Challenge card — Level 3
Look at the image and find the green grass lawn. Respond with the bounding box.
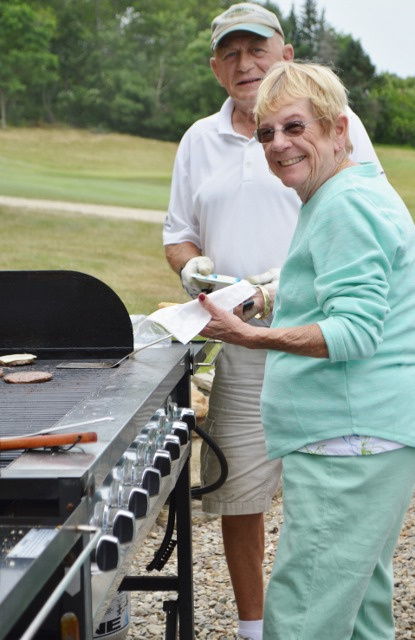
[376,145,415,216]
[0,128,187,314]
[0,205,189,314]
[0,128,414,316]
[0,127,178,210]
[0,128,414,216]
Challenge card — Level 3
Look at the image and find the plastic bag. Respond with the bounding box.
[130,315,172,349]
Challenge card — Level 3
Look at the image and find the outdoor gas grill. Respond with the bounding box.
[0,270,210,640]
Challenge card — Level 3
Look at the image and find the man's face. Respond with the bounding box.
[210,31,293,108]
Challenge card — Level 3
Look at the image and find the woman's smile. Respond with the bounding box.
[279,155,306,167]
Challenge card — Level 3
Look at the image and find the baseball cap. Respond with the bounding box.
[211,2,284,50]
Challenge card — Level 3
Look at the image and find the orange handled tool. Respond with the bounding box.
[0,432,97,451]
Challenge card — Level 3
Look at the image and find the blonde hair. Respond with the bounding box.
[254,61,353,153]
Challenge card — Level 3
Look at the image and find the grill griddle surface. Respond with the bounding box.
[0,360,116,467]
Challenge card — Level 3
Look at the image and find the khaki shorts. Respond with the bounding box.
[201,343,282,516]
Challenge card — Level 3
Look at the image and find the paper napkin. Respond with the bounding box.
[147,280,256,344]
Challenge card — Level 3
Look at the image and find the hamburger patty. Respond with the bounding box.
[3,371,53,384]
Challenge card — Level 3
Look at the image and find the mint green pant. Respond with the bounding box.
[264,448,415,640]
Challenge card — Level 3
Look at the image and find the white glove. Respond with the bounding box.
[180,256,214,298]
[247,267,281,297]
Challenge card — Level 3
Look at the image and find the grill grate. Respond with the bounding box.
[0,361,115,468]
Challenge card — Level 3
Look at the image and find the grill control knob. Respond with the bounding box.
[128,487,149,518]
[163,435,181,461]
[153,450,171,477]
[95,535,120,572]
[141,468,161,496]
[172,420,189,445]
[170,403,196,429]
[151,408,167,422]
[112,509,135,543]
[179,407,196,429]
[140,423,158,456]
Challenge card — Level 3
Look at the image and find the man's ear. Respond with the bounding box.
[210,57,224,87]
[282,43,294,61]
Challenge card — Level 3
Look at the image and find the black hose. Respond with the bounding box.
[146,493,177,571]
[190,423,228,498]
[147,423,228,571]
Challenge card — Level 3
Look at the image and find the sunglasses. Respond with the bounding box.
[254,117,324,144]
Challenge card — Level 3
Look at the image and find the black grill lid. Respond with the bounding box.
[0,270,133,358]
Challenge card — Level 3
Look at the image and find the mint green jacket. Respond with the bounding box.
[261,163,415,458]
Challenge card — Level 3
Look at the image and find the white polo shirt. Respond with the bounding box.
[163,97,382,281]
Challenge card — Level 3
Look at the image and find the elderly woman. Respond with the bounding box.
[198,61,415,640]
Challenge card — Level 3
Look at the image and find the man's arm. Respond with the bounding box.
[165,241,202,274]
[165,242,214,298]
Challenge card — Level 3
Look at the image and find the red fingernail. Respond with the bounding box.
[198,293,206,301]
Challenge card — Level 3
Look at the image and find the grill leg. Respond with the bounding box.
[174,456,194,639]
[163,600,178,639]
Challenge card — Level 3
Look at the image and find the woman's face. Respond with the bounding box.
[258,98,346,203]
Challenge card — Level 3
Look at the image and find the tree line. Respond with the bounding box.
[1,0,414,146]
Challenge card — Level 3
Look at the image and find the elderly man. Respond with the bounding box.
[163,4,382,639]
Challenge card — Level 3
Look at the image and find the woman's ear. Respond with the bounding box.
[334,113,349,151]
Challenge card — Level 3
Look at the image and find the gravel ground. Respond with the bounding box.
[126,448,415,640]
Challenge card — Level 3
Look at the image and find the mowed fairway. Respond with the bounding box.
[0,128,186,315]
[0,206,189,314]
[376,145,415,216]
[0,128,177,210]
[0,128,414,315]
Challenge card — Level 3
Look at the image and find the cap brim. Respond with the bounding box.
[212,23,276,50]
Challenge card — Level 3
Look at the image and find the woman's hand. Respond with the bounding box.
[233,288,267,322]
[198,293,255,345]
[198,293,329,357]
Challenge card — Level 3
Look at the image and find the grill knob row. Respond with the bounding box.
[91,407,194,570]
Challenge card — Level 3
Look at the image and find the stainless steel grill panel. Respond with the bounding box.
[0,271,205,639]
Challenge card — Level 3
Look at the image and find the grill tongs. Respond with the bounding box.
[57,334,173,369]
[0,432,98,451]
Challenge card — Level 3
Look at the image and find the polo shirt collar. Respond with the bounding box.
[218,97,256,143]
[218,97,237,136]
